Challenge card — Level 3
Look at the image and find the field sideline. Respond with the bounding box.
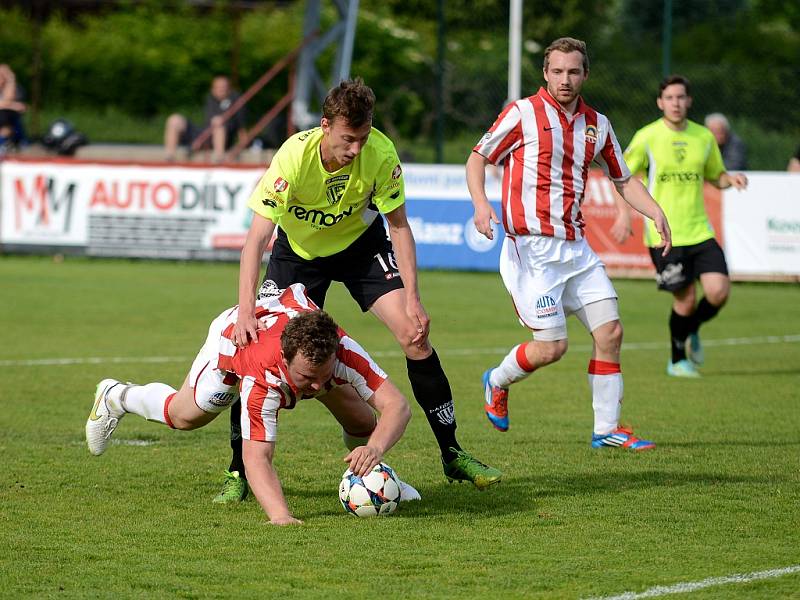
[1,256,798,599]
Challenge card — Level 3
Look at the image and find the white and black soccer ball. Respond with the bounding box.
[339,463,401,517]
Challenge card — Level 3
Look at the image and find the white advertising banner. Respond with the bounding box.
[722,173,800,276]
[2,159,799,279]
[0,159,262,258]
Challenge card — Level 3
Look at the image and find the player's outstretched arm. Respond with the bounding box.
[714,172,748,191]
[614,177,672,255]
[345,380,411,477]
[466,152,500,240]
[384,205,430,345]
[233,213,277,347]
[243,438,302,525]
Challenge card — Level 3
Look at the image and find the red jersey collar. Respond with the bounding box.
[536,87,588,116]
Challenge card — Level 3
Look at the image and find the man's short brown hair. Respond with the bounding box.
[322,78,375,128]
[281,310,340,365]
[659,74,691,97]
[543,37,589,72]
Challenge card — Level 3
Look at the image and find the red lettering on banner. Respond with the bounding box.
[14,175,48,229]
[91,179,182,211]
[90,180,112,207]
[129,182,148,209]
[151,182,177,210]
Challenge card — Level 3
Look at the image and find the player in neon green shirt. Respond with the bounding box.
[616,75,748,378]
[212,79,501,504]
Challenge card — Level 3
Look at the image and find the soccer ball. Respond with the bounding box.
[339,463,401,517]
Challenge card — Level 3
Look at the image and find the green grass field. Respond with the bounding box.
[1,256,798,599]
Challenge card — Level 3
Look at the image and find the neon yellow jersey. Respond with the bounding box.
[247,127,405,259]
[624,119,725,247]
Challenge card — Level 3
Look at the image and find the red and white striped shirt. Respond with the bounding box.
[215,284,387,442]
[473,87,630,240]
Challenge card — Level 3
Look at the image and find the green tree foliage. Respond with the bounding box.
[0,0,796,167]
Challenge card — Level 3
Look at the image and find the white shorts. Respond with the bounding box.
[188,311,240,413]
[500,235,618,336]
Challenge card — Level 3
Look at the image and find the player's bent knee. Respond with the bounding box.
[707,289,729,307]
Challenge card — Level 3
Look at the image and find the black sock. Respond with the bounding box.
[406,348,460,463]
[693,297,721,330]
[228,399,245,478]
[669,310,696,363]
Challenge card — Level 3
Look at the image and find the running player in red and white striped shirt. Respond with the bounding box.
[85,282,417,525]
[466,37,672,450]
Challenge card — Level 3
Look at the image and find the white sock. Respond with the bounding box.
[588,360,623,435]
[490,343,536,388]
[121,383,176,425]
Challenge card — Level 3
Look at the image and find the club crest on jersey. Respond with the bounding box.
[585,125,598,144]
[274,177,288,192]
[391,164,402,179]
[672,141,688,163]
[535,295,559,318]
[325,174,349,205]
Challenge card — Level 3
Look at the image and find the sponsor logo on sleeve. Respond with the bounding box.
[391,164,402,179]
[274,177,288,192]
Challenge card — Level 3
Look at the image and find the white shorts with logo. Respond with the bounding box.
[500,235,618,335]
[188,310,241,413]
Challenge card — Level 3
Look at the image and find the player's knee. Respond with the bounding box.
[706,287,729,307]
[534,339,567,365]
[605,320,624,345]
[396,330,431,359]
[594,320,623,354]
[168,414,200,430]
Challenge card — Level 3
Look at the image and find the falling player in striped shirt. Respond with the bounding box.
[85,282,419,525]
[465,37,672,450]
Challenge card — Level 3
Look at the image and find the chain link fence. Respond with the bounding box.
[433,56,799,170]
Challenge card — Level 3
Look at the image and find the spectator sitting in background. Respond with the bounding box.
[164,75,246,163]
[0,63,27,153]
[705,112,747,170]
[788,145,800,172]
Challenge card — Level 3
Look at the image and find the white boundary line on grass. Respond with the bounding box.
[2,333,800,367]
[585,565,800,600]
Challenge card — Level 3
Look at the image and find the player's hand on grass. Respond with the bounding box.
[269,515,303,526]
[406,296,430,347]
[610,210,633,244]
[473,203,500,240]
[344,445,382,477]
[233,311,264,347]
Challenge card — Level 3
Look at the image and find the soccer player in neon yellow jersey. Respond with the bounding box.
[615,75,748,378]
[212,79,501,502]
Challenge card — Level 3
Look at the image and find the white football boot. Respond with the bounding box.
[86,379,127,456]
[397,479,422,501]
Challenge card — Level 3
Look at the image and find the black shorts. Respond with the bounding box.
[649,238,729,292]
[265,217,404,311]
